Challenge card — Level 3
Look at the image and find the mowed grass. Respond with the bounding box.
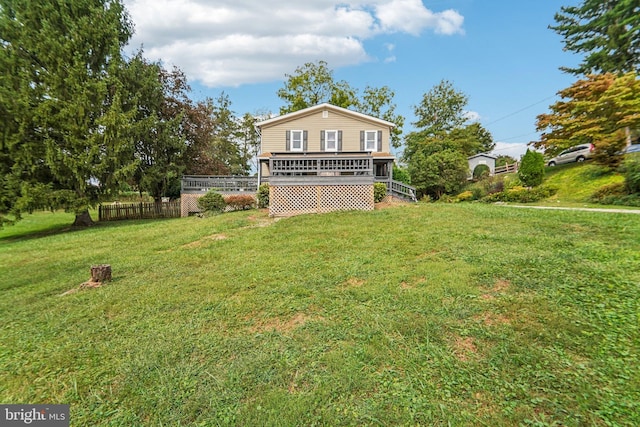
[1,204,639,426]
[539,162,625,207]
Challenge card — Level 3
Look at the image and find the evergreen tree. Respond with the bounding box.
[551,0,640,75]
[518,149,545,187]
[1,0,134,226]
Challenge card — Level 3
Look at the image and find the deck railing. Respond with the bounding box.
[181,176,258,194]
[270,153,373,176]
[384,180,417,201]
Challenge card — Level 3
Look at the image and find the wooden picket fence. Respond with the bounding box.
[99,201,181,221]
[494,162,519,175]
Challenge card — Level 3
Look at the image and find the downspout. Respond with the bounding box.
[254,124,262,188]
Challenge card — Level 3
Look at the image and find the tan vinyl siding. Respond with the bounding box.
[261,109,391,153]
[259,161,270,177]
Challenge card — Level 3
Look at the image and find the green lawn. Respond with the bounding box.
[1,204,639,426]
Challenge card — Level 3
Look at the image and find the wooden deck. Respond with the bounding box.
[181,176,258,194]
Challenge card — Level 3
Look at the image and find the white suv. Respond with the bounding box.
[547,144,594,166]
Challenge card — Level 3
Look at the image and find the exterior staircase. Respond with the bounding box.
[386,180,417,202]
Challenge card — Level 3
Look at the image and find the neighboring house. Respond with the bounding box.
[255,103,415,216]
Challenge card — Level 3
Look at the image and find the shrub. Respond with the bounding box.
[599,194,640,206]
[374,183,388,203]
[472,164,490,180]
[481,185,558,203]
[502,174,522,191]
[437,194,458,203]
[471,185,486,200]
[518,149,545,187]
[623,154,640,194]
[197,191,226,214]
[420,194,433,203]
[590,182,640,206]
[590,182,626,200]
[456,190,474,202]
[392,164,411,185]
[257,184,270,208]
[224,194,256,211]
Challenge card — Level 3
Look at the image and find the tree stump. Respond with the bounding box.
[91,264,112,282]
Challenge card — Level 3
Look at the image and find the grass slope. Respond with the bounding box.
[1,205,639,426]
[538,162,625,207]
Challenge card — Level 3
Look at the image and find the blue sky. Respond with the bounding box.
[124,0,583,159]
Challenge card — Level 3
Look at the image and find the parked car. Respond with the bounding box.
[622,144,640,154]
[547,143,594,166]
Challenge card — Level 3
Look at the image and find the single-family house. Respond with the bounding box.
[255,103,415,216]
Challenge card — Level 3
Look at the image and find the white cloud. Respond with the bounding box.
[124,0,464,87]
[490,142,529,160]
[463,110,481,122]
[375,0,464,36]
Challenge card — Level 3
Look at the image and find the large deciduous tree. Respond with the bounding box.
[412,79,469,135]
[277,60,405,148]
[277,61,356,113]
[404,80,494,199]
[1,0,134,226]
[406,139,468,199]
[534,72,640,167]
[124,54,187,202]
[182,94,255,176]
[551,0,640,75]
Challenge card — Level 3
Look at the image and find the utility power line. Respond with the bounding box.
[485,95,557,126]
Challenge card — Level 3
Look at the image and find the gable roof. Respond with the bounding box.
[254,103,396,129]
[467,153,497,160]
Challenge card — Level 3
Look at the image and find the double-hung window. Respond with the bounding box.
[290,130,303,151]
[365,130,378,152]
[325,130,338,152]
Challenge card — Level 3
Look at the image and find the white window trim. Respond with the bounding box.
[325,130,338,152]
[290,130,303,152]
[365,130,378,152]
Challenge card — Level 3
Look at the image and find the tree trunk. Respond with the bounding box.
[73,210,94,227]
[90,264,112,282]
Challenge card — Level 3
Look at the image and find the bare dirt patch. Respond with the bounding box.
[400,281,414,290]
[480,279,511,300]
[492,279,511,292]
[247,214,280,228]
[451,336,478,362]
[182,233,228,248]
[416,250,441,259]
[249,312,323,334]
[342,277,365,288]
[374,202,397,210]
[474,312,512,327]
